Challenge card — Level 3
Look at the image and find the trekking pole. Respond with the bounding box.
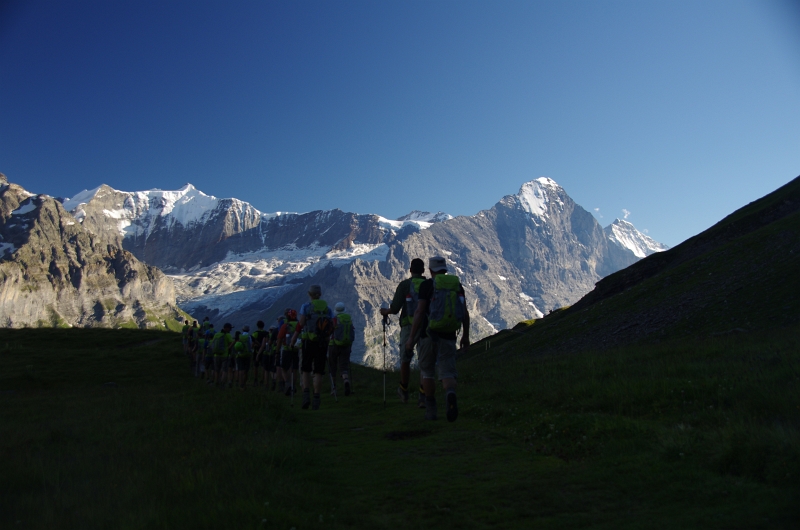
[329,372,338,403]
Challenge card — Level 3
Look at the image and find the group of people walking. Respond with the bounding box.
[181,255,470,422]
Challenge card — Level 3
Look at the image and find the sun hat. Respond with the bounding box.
[428,256,447,273]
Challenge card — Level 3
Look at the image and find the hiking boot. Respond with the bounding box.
[302,390,311,409]
[446,391,458,423]
[344,380,351,397]
[312,393,321,410]
[397,385,409,403]
[425,398,438,421]
[417,391,426,409]
[284,385,292,397]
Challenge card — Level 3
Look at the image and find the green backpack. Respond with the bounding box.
[211,332,228,355]
[401,277,425,326]
[427,275,466,334]
[332,313,354,346]
[303,300,334,342]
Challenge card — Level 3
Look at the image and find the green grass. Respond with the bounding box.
[1,327,798,529]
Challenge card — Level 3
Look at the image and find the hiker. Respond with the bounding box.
[203,323,215,383]
[181,320,190,356]
[211,323,234,386]
[188,320,199,375]
[380,258,427,407]
[268,323,281,391]
[252,320,269,386]
[291,284,334,410]
[278,309,300,396]
[235,326,253,389]
[406,256,469,422]
[229,329,243,388]
[328,302,355,397]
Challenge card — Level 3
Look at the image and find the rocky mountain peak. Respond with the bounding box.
[0,176,183,328]
[511,177,565,218]
[397,210,454,223]
[604,218,670,259]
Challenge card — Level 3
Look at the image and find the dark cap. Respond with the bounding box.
[428,256,447,273]
[308,284,322,296]
[410,258,424,274]
[223,322,232,330]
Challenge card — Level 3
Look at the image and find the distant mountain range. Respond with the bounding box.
[59,177,667,366]
[0,174,182,328]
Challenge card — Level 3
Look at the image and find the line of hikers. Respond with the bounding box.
[180,255,469,421]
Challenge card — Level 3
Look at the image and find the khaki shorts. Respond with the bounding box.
[418,334,457,381]
[398,324,422,364]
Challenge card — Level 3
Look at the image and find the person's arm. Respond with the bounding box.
[290,316,305,347]
[380,281,406,317]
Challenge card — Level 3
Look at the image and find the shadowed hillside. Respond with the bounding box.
[478,175,800,358]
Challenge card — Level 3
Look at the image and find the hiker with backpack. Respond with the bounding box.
[406,256,469,422]
[251,321,268,386]
[203,323,215,383]
[188,320,199,375]
[278,309,300,396]
[328,302,355,397]
[234,326,253,389]
[181,320,190,356]
[380,258,427,407]
[268,323,281,391]
[211,323,235,387]
[291,284,334,410]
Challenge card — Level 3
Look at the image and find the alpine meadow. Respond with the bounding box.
[1,175,798,529]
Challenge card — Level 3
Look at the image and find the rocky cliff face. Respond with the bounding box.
[62,177,667,364]
[169,179,661,367]
[0,174,182,328]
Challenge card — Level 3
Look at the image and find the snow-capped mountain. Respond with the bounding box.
[397,210,454,223]
[63,177,666,367]
[604,218,670,258]
[61,184,441,305]
[0,174,182,328]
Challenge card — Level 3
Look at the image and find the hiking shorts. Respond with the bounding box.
[301,340,327,375]
[257,353,269,369]
[270,352,278,373]
[327,344,351,376]
[399,324,422,363]
[213,356,226,372]
[236,355,251,372]
[418,335,458,381]
[280,349,299,371]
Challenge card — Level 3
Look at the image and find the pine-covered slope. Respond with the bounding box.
[0,174,182,328]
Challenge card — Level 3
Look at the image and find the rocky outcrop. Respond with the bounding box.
[61,177,666,364]
[196,179,656,367]
[0,174,183,328]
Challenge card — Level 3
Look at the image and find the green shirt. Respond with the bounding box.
[211,331,233,356]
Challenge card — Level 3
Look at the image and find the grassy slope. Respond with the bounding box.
[2,177,799,529]
[0,328,797,529]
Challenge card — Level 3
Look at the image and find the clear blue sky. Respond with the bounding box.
[2,0,799,247]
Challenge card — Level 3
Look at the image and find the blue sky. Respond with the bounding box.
[1,0,798,247]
